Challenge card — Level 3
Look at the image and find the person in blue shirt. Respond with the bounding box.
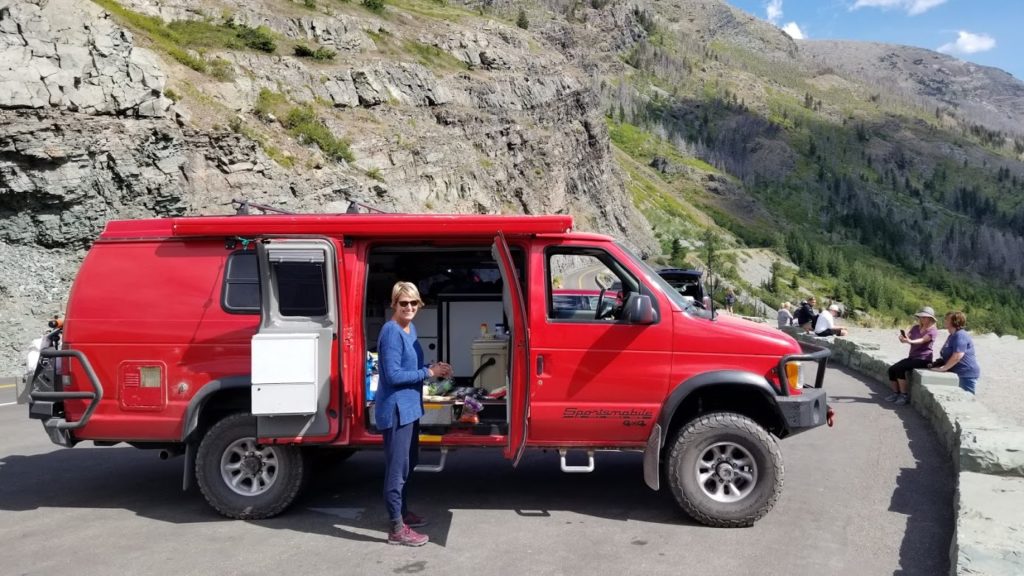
[376,281,451,546]
[930,311,981,394]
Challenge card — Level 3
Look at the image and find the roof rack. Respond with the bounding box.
[230,198,294,215]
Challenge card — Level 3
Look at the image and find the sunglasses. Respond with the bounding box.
[397,300,420,308]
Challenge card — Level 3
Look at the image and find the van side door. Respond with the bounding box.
[493,233,530,466]
[528,241,674,444]
[252,238,340,439]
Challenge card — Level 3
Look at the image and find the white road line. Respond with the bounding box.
[0,402,18,407]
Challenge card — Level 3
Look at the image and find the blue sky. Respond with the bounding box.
[724,1,1023,80]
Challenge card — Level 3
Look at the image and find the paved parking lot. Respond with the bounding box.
[0,367,952,576]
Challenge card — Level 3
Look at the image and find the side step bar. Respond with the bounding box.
[559,449,595,473]
[414,447,448,473]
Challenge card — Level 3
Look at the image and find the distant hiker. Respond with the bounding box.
[930,311,981,395]
[814,304,847,337]
[724,288,736,314]
[795,297,818,332]
[885,306,938,406]
[777,302,794,328]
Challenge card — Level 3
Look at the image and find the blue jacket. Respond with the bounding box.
[374,320,429,429]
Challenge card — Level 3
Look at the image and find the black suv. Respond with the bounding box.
[657,268,708,308]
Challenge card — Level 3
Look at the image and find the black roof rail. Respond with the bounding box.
[229,198,295,215]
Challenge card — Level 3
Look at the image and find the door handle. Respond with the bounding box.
[536,355,544,376]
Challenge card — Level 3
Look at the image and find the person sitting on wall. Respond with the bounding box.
[795,297,818,332]
[930,311,981,395]
[814,303,848,337]
[777,301,794,329]
[885,306,938,406]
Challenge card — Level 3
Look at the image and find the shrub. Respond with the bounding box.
[303,0,317,8]
[294,44,336,61]
[209,57,235,81]
[516,8,529,29]
[163,88,181,102]
[234,24,277,52]
[363,0,385,13]
[284,106,355,163]
[254,88,288,119]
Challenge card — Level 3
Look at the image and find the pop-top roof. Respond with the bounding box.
[99,213,575,240]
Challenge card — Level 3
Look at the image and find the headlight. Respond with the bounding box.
[25,337,43,373]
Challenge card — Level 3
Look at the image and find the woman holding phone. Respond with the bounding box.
[885,306,938,406]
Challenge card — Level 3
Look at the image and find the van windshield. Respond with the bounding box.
[617,243,712,319]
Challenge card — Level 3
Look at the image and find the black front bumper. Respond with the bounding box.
[777,388,828,432]
[776,342,831,434]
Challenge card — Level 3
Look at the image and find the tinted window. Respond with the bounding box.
[222,251,260,314]
[274,261,327,317]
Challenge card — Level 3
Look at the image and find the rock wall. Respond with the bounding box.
[0,0,657,375]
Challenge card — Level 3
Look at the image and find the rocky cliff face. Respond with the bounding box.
[0,0,656,375]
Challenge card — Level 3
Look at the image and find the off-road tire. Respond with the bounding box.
[196,413,306,519]
[666,412,783,527]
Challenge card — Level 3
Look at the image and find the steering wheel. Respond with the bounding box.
[595,287,609,320]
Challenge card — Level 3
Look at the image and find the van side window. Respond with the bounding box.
[546,249,638,322]
[273,261,328,317]
[222,251,260,314]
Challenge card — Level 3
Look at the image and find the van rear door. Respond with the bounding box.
[493,233,529,465]
[252,238,339,439]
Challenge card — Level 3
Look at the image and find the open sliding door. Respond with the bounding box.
[252,238,339,439]
[493,232,529,466]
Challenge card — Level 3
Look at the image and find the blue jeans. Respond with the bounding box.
[382,408,419,526]
[959,377,978,394]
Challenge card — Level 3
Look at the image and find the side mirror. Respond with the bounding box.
[623,294,656,325]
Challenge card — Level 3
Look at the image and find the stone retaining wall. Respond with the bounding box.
[784,328,1024,575]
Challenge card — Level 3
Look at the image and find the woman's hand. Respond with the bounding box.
[429,362,452,379]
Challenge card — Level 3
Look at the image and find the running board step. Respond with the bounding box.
[559,449,595,473]
[414,447,448,473]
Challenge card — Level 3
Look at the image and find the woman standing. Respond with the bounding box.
[885,306,938,406]
[931,311,981,394]
[375,282,451,546]
[777,302,794,328]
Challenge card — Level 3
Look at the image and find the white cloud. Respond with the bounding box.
[851,0,947,16]
[766,0,783,24]
[938,31,996,54]
[782,22,806,39]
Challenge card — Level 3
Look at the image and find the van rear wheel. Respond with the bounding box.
[196,413,307,519]
[666,412,783,528]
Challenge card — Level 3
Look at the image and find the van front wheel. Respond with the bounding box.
[666,412,783,527]
[196,413,307,519]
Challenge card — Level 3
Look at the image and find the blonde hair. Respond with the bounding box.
[390,281,422,308]
[781,301,791,310]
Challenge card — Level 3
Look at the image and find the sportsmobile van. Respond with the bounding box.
[21,210,830,527]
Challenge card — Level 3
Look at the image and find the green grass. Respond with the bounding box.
[608,119,720,175]
[89,0,276,75]
[283,106,355,163]
[365,29,467,71]
[401,39,468,70]
[388,0,469,22]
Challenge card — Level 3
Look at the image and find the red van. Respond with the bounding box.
[21,211,829,527]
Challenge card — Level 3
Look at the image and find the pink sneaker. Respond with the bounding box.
[403,512,428,528]
[388,525,428,547]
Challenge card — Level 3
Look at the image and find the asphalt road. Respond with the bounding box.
[0,367,952,576]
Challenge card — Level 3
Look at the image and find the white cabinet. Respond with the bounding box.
[251,333,319,415]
